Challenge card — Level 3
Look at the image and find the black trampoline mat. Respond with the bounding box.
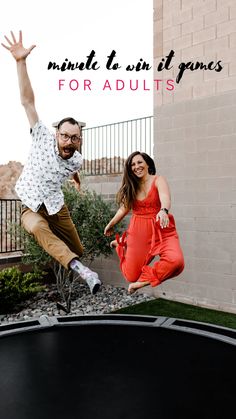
[0,323,235,419]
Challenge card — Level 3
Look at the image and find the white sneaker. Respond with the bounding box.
[80,267,101,294]
[86,273,101,295]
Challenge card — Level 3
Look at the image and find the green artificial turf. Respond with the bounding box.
[115,298,236,330]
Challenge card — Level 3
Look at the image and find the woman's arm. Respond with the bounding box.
[156,176,171,228]
[104,205,129,236]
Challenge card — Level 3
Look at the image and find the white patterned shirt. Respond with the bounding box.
[15,120,83,215]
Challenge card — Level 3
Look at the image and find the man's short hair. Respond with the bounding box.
[57,117,80,130]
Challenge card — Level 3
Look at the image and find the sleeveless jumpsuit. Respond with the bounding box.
[116,176,184,287]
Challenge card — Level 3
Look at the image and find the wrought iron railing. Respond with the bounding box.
[82,116,153,175]
[0,199,23,254]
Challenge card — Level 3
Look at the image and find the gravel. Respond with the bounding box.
[0,281,155,325]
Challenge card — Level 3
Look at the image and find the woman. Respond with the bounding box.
[104,151,184,294]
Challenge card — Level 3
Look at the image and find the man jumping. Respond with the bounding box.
[2,30,101,294]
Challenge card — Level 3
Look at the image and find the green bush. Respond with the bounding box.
[21,183,124,269]
[0,267,45,313]
[64,183,123,261]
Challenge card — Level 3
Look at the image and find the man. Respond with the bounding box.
[2,30,101,294]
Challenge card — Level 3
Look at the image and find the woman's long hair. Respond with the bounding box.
[116,151,156,209]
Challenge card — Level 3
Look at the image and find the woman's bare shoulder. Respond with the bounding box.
[155,175,169,188]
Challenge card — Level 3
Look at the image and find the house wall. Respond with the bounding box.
[153,0,236,312]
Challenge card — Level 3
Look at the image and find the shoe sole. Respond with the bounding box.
[92,283,101,295]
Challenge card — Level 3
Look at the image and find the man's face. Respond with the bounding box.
[56,122,81,160]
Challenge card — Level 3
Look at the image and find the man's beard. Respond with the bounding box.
[60,145,76,159]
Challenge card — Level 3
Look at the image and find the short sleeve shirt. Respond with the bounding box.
[15,120,83,215]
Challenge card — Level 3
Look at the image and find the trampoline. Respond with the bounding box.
[0,314,236,419]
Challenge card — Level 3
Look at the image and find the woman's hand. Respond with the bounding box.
[104,205,128,237]
[104,223,114,236]
[156,209,169,229]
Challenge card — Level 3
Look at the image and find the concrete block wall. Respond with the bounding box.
[154,0,236,312]
[154,91,236,312]
[83,174,122,202]
[154,0,236,106]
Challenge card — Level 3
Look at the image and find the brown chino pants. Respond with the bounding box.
[21,204,83,269]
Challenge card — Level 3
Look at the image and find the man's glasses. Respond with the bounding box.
[59,132,82,144]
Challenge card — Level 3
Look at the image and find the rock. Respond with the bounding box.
[0,283,154,325]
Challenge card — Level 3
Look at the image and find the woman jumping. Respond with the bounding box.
[104,151,184,294]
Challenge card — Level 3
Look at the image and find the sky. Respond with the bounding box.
[0,0,153,164]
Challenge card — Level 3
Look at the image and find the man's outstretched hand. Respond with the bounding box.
[1,30,35,61]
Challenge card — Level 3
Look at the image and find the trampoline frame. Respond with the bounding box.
[1,314,236,346]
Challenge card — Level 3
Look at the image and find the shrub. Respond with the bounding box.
[0,267,45,313]
[64,183,123,261]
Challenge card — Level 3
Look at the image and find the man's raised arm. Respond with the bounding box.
[2,30,38,128]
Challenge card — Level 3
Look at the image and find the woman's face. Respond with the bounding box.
[130,154,149,179]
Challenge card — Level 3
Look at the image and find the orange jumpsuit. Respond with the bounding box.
[116,177,184,287]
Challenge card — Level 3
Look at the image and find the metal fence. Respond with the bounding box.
[82,115,153,175]
[0,199,23,254]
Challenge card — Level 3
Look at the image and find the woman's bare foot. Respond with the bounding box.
[128,281,149,294]
[110,239,118,249]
